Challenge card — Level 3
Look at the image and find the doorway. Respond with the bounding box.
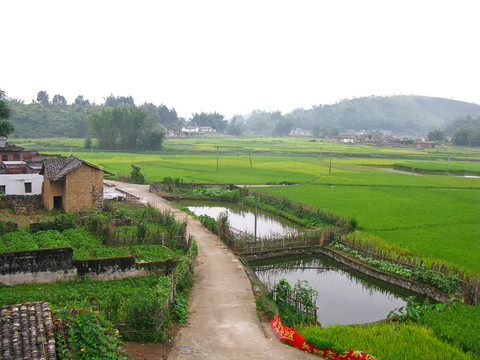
[53,196,63,209]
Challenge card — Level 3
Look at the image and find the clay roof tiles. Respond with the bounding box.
[0,302,56,360]
[40,155,112,181]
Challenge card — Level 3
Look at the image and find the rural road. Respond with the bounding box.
[107,181,319,360]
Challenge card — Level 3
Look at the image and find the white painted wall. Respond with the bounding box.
[0,174,43,195]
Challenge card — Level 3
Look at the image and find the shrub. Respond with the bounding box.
[54,308,126,360]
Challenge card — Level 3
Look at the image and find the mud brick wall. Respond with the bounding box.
[65,165,104,212]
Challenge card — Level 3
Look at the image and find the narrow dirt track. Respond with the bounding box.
[107,181,319,360]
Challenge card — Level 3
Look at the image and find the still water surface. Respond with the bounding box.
[252,254,425,326]
[179,200,425,325]
[178,200,302,238]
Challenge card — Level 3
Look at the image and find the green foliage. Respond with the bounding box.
[299,322,475,360]
[419,304,480,356]
[387,297,463,321]
[84,137,92,149]
[428,129,444,141]
[54,308,126,359]
[330,242,461,293]
[125,291,166,342]
[272,279,318,327]
[29,214,77,233]
[130,164,145,184]
[171,295,189,323]
[198,214,217,233]
[191,186,241,201]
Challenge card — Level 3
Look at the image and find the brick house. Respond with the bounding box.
[40,155,113,213]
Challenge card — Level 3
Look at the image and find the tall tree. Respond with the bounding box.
[0,90,14,138]
[104,94,135,107]
[36,90,50,104]
[89,105,160,150]
[189,112,227,132]
[74,95,90,106]
[52,94,67,104]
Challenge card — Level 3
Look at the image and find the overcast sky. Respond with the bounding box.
[2,0,479,119]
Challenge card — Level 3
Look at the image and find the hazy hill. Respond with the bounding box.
[284,96,480,135]
[6,95,480,138]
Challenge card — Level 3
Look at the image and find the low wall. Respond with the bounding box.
[0,195,44,215]
[0,248,76,285]
[243,245,451,303]
[316,247,450,303]
[240,246,316,262]
[0,247,178,286]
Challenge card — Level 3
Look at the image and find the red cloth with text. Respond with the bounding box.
[270,314,378,360]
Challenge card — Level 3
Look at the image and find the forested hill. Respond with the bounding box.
[5,98,181,139]
[5,95,480,138]
[284,96,480,135]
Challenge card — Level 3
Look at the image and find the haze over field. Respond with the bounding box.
[2,0,480,118]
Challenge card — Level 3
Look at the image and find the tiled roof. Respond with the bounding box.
[0,302,56,360]
[40,155,112,181]
[0,144,25,152]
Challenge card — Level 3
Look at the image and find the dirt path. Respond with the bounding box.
[107,181,319,360]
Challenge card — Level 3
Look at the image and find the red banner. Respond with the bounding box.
[270,315,378,360]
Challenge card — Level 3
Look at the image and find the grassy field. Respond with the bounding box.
[14,137,480,274]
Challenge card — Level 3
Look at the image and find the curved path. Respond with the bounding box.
[107,181,319,360]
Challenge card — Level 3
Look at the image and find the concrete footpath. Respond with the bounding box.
[107,181,319,360]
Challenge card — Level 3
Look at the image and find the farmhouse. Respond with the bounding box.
[40,155,113,213]
[415,141,435,149]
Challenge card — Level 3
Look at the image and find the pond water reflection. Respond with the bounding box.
[252,254,426,326]
[178,200,302,238]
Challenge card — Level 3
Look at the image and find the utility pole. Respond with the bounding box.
[249,152,253,167]
[142,160,146,182]
[329,150,332,174]
[447,155,450,176]
[216,146,219,171]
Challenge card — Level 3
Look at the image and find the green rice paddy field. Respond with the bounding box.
[18,137,480,274]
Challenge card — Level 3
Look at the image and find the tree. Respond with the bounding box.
[312,126,321,138]
[0,90,14,138]
[226,116,243,136]
[104,94,135,107]
[89,105,158,150]
[189,112,227,132]
[452,128,470,146]
[36,90,50,104]
[428,129,444,141]
[74,95,90,106]
[52,94,67,104]
[272,118,294,137]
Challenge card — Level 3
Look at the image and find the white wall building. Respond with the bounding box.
[0,174,43,195]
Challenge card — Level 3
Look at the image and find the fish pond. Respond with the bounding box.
[180,200,426,326]
[178,199,302,237]
[251,254,426,326]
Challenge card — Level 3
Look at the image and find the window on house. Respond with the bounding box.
[0,185,5,194]
[1,155,7,161]
[25,182,32,193]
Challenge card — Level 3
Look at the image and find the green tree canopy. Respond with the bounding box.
[89,105,164,150]
[36,90,49,104]
[0,90,14,137]
[52,94,67,104]
[428,129,444,141]
[189,112,227,132]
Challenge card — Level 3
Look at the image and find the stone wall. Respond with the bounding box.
[0,247,177,285]
[0,248,76,285]
[0,195,44,215]
[316,247,450,303]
